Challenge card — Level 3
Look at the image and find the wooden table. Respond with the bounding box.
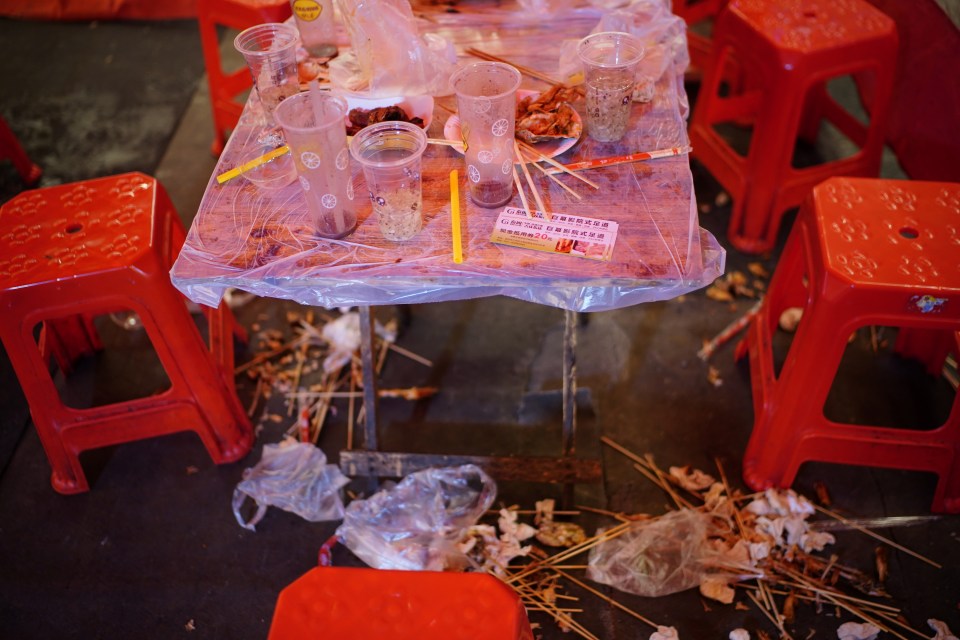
[171,2,725,484]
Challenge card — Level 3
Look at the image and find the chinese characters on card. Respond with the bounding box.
[490,207,619,261]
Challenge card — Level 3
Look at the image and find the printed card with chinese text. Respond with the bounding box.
[489,207,618,261]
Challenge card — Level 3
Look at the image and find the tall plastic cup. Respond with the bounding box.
[350,121,428,242]
[234,23,301,124]
[577,32,645,143]
[291,0,338,58]
[451,62,522,208]
[274,92,357,238]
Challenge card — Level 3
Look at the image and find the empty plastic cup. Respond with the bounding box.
[577,32,645,142]
[451,61,522,208]
[234,23,300,124]
[274,92,357,238]
[350,121,428,241]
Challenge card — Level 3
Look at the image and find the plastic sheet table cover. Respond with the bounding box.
[171,4,725,313]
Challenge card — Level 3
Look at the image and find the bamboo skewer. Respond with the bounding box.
[512,164,534,219]
[553,569,659,629]
[505,520,633,585]
[511,577,598,640]
[748,590,792,638]
[465,47,562,86]
[813,504,941,569]
[522,151,582,201]
[388,342,433,367]
[514,140,549,219]
[346,364,356,449]
[776,564,914,640]
[235,334,309,374]
[518,141,599,190]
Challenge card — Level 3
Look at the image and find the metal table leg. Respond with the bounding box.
[340,306,600,485]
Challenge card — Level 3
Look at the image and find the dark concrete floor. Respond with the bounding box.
[1,15,958,640]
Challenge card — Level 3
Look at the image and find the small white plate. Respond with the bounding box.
[443,90,581,159]
[340,94,434,131]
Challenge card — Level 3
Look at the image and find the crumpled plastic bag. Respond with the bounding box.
[318,311,396,374]
[587,509,727,597]
[559,0,689,109]
[232,440,350,531]
[336,464,496,571]
[837,622,881,640]
[330,0,456,96]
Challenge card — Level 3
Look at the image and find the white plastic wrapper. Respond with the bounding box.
[330,0,456,96]
[336,464,496,571]
[232,440,350,531]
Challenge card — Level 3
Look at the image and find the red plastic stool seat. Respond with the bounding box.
[738,177,960,513]
[689,0,897,254]
[0,172,253,494]
[198,0,292,155]
[0,115,42,185]
[268,567,535,640]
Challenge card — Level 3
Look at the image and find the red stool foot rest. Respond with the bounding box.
[0,172,253,494]
[738,177,960,513]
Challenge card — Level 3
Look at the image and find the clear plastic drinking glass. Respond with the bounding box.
[291,0,338,58]
[350,121,428,242]
[450,61,522,208]
[274,92,357,238]
[577,32,645,143]
[234,23,300,126]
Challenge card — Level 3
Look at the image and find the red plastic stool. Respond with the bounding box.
[0,172,253,494]
[689,0,897,254]
[737,177,960,513]
[268,567,535,640]
[672,0,728,78]
[198,0,292,155]
[0,115,42,186]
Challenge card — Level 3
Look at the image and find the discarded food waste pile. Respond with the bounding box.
[230,305,955,640]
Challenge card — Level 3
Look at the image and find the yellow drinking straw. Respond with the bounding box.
[449,170,463,264]
[216,145,290,184]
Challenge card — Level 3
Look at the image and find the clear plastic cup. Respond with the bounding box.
[350,121,428,241]
[291,0,338,58]
[274,92,357,238]
[451,61,522,208]
[234,23,300,124]
[577,32,645,143]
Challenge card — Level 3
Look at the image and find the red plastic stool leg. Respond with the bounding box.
[0,116,42,185]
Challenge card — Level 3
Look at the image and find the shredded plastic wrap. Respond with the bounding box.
[171,2,724,312]
[232,440,350,531]
[336,464,496,571]
[587,509,724,597]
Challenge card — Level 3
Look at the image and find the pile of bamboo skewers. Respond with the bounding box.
[468,437,943,640]
[237,307,435,446]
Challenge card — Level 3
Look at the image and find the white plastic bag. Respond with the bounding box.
[331,0,456,96]
[232,440,350,531]
[336,464,496,571]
